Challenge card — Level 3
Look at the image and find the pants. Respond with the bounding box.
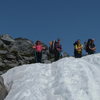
[54,50,60,61]
[36,52,42,63]
[87,50,95,55]
[74,50,82,58]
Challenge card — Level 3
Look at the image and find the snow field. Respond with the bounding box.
[2,54,100,100]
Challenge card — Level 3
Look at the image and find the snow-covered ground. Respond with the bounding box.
[2,54,100,100]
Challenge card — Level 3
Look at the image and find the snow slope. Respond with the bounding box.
[2,54,100,100]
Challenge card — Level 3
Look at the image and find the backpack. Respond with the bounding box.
[49,41,54,53]
[84,39,92,52]
[54,41,62,52]
[73,41,78,46]
[73,41,78,51]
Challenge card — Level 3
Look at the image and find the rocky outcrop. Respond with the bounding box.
[0,34,69,74]
[0,34,35,74]
[0,34,15,46]
[0,75,8,100]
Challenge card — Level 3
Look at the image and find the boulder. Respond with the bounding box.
[23,56,35,63]
[0,58,2,61]
[0,62,5,67]
[42,54,48,60]
[0,76,8,100]
[6,54,16,60]
[0,40,8,50]
[0,71,4,75]
[0,34,15,45]
[10,38,34,55]
[0,40,4,46]
[43,60,51,64]
[1,60,19,71]
[0,62,5,72]
[5,63,19,68]
[0,50,8,55]
[4,60,19,67]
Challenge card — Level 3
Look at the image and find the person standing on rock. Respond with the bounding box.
[49,41,55,54]
[49,40,56,59]
[84,39,96,55]
[74,40,83,58]
[54,39,62,61]
[32,40,45,63]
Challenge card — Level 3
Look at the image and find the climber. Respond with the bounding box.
[84,39,96,55]
[49,40,55,54]
[54,39,62,61]
[74,40,83,58]
[32,40,45,63]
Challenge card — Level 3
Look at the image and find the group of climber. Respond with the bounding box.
[32,38,96,63]
[74,39,96,58]
[32,39,62,63]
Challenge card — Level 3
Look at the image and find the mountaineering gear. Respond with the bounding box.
[84,39,96,55]
[74,40,83,58]
[84,39,92,52]
[49,41,55,54]
[32,41,45,63]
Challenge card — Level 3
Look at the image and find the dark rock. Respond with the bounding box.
[0,50,8,55]
[23,56,35,63]
[0,62,5,67]
[6,63,19,68]
[3,60,9,63]
[0,34,15,45]
[42,53,48,60]
[10,38,34,54]
[0,40,8,53]
[18,60,26,65]
[1,60,18,71]
[0,62,6,72]
[0,71,4,75]
[0,58,2,61]
[0,76,8,100]
[0,40,5,47]
[6,54,16,60]
[43,60,51,64]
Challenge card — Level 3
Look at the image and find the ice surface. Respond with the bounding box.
[2,54,100,100]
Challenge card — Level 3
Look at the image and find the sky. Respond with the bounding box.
[0,0,100,55]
